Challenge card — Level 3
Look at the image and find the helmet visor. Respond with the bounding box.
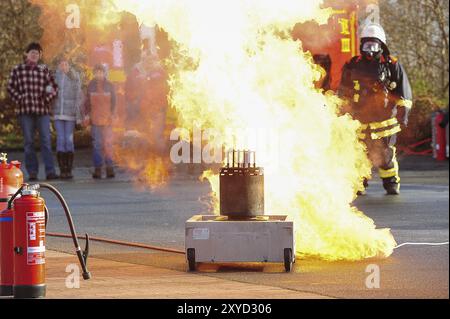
[362,40,382,54]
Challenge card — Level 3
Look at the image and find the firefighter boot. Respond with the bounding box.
[357,178,369,196]
[66,152,74,179]
[57,152,67,179]
[106,166,115,179]
[383,177,400,195]
[92,167,102,179]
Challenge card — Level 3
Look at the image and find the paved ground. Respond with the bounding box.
[42,250,326,299]
[3,150,449,298]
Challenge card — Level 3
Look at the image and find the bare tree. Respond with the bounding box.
[0,1,42,142]
[0,0,42,99]
[380,0,449,100]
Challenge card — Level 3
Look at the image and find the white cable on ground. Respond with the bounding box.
[394,242,449,249]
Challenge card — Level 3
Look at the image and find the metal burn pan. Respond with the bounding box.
[185,215,295,272]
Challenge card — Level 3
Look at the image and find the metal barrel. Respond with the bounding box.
[219,166,264,218]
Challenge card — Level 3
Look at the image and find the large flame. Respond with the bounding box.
[111,0,397,261]
[28,0,395,260]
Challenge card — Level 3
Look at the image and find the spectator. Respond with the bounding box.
[125,53,169,150]
[84,64,116,179]
[53,56,83,179]
[7,42,59,181]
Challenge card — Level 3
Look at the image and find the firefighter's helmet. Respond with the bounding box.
[360,23,387,45]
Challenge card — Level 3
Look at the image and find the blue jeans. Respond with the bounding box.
[19,114,56,176]
[54,120,75,152]
[91,125,113,168]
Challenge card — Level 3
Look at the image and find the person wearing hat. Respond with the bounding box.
[84,64,117,179]
[52,55,83,179]
[7,42,59,181]
[339,23,413,195]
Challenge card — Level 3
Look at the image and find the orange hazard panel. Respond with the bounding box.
[293,1,359,91]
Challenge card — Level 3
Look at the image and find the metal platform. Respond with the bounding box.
[185,215,295,272]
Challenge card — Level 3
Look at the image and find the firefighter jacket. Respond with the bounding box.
[338,55,413,140]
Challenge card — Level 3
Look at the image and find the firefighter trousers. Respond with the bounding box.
[364,133,400,190]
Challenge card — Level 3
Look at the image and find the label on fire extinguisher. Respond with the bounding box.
[26,212,46,265]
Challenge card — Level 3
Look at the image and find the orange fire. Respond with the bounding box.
[31,0,397,261]
[111,0,397,261]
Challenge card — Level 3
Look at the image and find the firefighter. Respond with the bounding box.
[339,23,413,195]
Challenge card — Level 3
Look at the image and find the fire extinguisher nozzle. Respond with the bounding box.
[82,272,92,280]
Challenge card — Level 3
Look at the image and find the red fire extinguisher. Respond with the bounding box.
[0,206,14,297]
[2,183,91,298]
[0,153,23,211]
[0,153,23,296]
[12,186,47,298]
[433,111,447,161]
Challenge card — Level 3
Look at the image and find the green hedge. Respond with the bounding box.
[0,127,92,151]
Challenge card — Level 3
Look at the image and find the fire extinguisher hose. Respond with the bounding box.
[37,183,91,280]
[7,185,24,210]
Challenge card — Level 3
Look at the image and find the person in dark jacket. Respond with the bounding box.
[339,24,413,195]
[84,64,116,179]
[53,56,83,179]
[7,42,59,181]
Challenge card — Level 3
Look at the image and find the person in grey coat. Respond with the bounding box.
[52,56,83,179]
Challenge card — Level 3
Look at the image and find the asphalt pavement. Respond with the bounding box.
[4,150,449,298]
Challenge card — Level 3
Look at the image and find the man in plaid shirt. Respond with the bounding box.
[7,42,59,181]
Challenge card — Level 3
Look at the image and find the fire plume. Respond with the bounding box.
[111,0,396,261]
[30,0,396,261]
